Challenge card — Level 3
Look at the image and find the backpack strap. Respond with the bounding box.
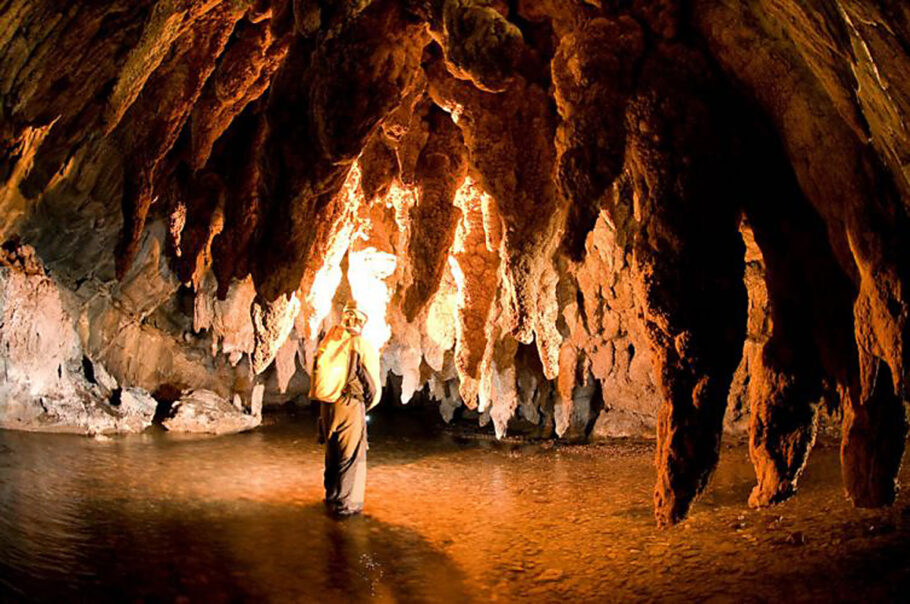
[340,337,357,399]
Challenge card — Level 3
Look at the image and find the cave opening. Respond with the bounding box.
[2,0,910,600]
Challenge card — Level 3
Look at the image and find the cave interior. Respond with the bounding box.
[1,0,909,527]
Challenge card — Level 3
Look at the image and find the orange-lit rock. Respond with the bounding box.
[402,107,468,321]
[252,0,427,303]
[695,0,910,510]
[552,15,643,258]
[113,1,247,279]
[448,176,501,406]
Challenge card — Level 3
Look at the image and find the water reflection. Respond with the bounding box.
[3,496,469,601]
[1,410,909,601]
[0,416,469,602]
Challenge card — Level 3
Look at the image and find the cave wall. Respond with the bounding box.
[1,0,908,525]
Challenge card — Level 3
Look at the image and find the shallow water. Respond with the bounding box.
[1,408,909,602]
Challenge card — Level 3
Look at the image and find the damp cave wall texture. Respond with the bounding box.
[1,0,909,525]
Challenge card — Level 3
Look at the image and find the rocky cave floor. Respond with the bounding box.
[2,407,909,602]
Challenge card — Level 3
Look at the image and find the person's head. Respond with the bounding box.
[341,300,367,334]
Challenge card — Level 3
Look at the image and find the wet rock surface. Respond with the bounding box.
[160,388,260,435]
[1,0,909,524]
[0,241,257,435]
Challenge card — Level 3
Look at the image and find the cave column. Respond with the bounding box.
[746,354,820,507]
[841,357,907,507]
[842,329,909,507]
[841,193,910,506]
[738,217,831,509]
[617,45,749,526]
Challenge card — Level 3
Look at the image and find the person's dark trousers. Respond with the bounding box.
[320,394,367,515]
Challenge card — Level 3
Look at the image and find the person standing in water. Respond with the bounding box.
[310,300,382,516]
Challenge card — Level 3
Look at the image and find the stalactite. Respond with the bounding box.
[402,106,468,320]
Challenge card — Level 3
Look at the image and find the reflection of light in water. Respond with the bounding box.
[347,247,397,351]
[1,426,905,601]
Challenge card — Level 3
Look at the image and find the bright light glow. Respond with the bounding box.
[308,257,345,336]
[439,100,464,124]
[450,103,464,124]
[448,255,466,298]
[305,162,362,338]
[383,179,418,233]
[347,246,397,351]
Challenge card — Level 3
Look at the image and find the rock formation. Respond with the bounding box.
[161,387,261,435]
[1,0,908,525]
[0,239,157,434]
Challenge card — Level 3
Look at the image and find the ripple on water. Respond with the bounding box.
[1,415,909,601]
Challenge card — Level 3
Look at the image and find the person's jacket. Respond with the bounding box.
[309,325,381,410]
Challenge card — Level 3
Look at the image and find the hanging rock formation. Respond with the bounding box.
[1,0,909,525]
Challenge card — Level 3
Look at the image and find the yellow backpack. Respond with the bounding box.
[309,326,354,403]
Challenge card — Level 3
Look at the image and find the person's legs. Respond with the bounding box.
[321,402,342,507]
[330,396,367,515]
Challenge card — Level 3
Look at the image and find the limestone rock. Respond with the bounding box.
[0,243,156,434]
[162,388,260,435]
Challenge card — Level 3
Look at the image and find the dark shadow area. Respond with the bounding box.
[282,398,527,468]
[0,497,469,602]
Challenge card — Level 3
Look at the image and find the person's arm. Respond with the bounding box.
[353,338,382,411]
